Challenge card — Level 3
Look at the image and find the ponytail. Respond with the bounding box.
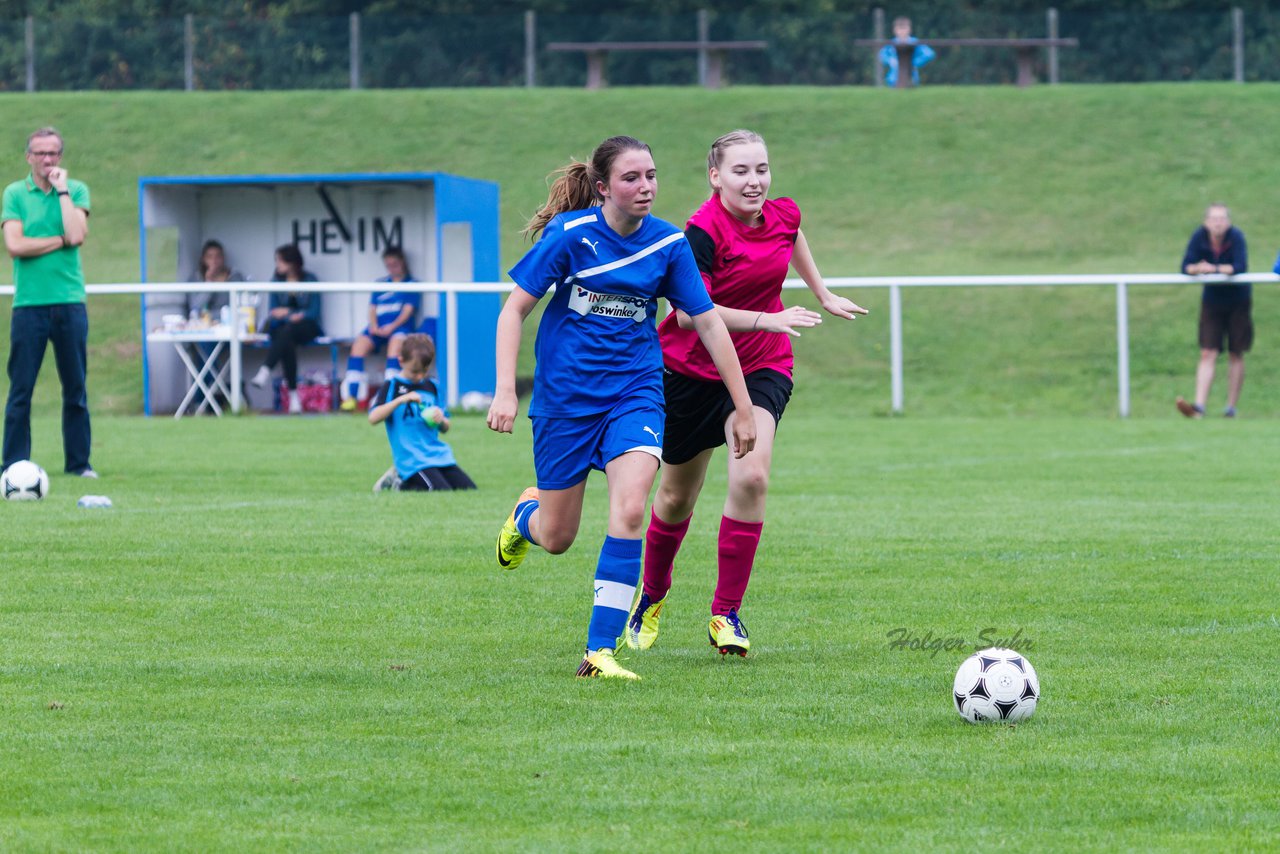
[523,161,598,239]
[522,136,653,240]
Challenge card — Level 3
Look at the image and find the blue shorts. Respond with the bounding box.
[358,329,410,353]
[531,397,665,490]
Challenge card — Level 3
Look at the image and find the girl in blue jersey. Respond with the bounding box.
[487,135,757,680]
[368,333,475,492]
[340,246,421,410]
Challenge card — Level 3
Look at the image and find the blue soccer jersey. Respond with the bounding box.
[508,210,715,418]
[375,376,457,477]
[370,277,421,331]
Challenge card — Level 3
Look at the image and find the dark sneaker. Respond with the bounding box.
[1175,397,1204,419]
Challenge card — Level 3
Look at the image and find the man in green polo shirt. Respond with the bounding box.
[2,126,94,477]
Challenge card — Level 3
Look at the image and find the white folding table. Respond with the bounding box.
[146,328,234,417]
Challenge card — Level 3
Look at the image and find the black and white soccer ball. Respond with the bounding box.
[2,460,49,501]
[953,647,1039,723]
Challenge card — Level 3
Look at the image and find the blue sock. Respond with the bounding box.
[514,498,539,546]
[347,355,365,373]
[385,356,401,375]
[587,536,642,653]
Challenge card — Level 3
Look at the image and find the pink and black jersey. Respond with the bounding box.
[659,195,801,382]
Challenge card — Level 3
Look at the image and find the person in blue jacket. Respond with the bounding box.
[251,243,321,414]
[880,17,936,87]
[1175,204,1250,418]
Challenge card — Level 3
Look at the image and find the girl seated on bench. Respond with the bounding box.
[251,243,321,414]
[340,246,421,410]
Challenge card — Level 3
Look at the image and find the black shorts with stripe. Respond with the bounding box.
[660,367,793,465]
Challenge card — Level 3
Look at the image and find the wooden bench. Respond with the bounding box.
[546,40,768,89]
[853,38,1079,88]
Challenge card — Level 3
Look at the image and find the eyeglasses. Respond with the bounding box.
[29,150,62,159]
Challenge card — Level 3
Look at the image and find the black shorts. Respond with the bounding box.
[661,367,793,465]
[400,465,477,491]
[1199,299,1253,354]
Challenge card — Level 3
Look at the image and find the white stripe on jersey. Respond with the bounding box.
[563,213,599,231]
[573,232,686,280]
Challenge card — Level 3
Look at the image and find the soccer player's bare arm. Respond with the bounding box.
[791,229,867,320]
[674,304,820,336]
[688,309,756,457]
[488,287,539,434]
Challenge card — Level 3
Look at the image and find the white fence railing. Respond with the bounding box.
[3,273,1273,416]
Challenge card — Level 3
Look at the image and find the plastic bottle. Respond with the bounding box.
[76,495,112,509]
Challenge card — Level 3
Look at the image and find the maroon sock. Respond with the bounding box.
[643,508,691,602]
[712,515,763,615]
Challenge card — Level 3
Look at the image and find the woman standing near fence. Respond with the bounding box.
[626,129,867,657]
[487,135,757,681]
[251,243,321,414]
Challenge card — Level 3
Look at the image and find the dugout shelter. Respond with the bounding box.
[138,171,499,415]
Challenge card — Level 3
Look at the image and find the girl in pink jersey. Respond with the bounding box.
[625,129,868,656]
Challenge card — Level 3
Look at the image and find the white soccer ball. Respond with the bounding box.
[459,390,494,413]
[2,460,50,501]
[953,647,1039,723]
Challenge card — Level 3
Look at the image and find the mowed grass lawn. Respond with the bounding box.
[2,402,1277,850]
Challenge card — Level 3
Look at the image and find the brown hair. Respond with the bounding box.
[26,126,63,153]
[706,129,767,189]
[523,135,652,239]
[399,333,436,375]
[381,244,412,279]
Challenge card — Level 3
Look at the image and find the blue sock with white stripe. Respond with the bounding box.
[514,498,539,546]
[344,356,366,401]
[384,357,401,380]
[587,536,642,653]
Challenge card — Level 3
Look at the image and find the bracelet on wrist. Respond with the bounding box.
[56,190,69,197]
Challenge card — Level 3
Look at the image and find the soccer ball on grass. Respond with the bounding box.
[953,647,1039,723]
[2,460,50,501]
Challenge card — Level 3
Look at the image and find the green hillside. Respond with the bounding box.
[1,84,1276,417]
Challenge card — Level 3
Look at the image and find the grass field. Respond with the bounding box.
[1,84,1278,417]
[3,401,1277,850]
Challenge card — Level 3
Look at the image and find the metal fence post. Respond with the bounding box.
[1115,281,1130,418]
[228,288,242,414]
[184,14,195,91]
[525,11,537,87]
[25,16,35,92]
[349,12,361,90]
[697,10,710,87]
[1232,7,1244,83]
[445,289,459,408]
[872,8,885,87]
[890,283,903,413]
[1047,8,1059,85]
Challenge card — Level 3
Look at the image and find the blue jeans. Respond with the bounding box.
[4,303,92,473]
